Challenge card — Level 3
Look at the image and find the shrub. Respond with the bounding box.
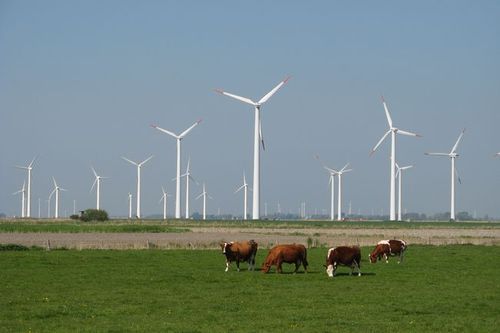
[70,214,80,220]
[80,209,109,222]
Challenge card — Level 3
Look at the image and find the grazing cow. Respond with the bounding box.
[325,246,361,278]
[369,239,407,264]
[261,244,308,274]
[220,240,258,272]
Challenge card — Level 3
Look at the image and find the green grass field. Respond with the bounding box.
[1,245,499,332]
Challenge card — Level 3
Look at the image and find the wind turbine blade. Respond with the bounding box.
[381,96,393,128]
[451,128,466,154]
[91,166,98,178]
[186,157,191,173]
[151,125,180,139]
[401,165,413,170]
[52,177,58,188]
[215,89,256,106]
[139,155,154,166]
[162,186,166,194]
[257,76,291,104]
[28,156,37,168]
[340,163,350,172]
[179,120,202,138]
[60,188,68,192]
[342,169,353,173]
[15,165,29,170]
[121,156,138,166]
[49,189,56,199]
[425,152,450,157]
[324,166,339,174]
[195,193,204,200]
[370,130,391,155]
[259,118,265,151]
[235,185,245,194]
[90,178,97,192]
[397,129,420,137]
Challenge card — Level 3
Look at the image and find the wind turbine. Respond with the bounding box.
[196,183,212,220]
[315,155,337,221]
[180,158,198,219]
[330,163,352,221]
[235,172,250,220]
[151,120,202,219]
[15,156,36,218]
[216,76,290,219]
[370,97,420,221]
[159,186,171,220]
[395,163,413,221]
[122,155,154,219]
[49,177,67,219]
[425,129,465,221]
[128,193,133,219]
[90,166,108,210]
[13,181,26,218]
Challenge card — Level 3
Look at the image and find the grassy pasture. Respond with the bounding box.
[1,245,499,332]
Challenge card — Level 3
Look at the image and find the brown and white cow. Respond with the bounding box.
[220,240,258,272]
[325,246,361,278]
[369,239,407,264]
[261,244,308,274]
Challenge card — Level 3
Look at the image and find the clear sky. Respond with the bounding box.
[1,1,499,218]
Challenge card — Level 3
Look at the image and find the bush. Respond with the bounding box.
[80,209,109,222]
[70,214,80,220]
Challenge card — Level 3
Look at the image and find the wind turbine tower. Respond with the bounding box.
[152,120,202,219]
[235,172,249,220]
[216,77,290,219]
[49,177,67,219]
[196,183,212,220]
[396,163,413,221]
[15,156,36,217]
[13,181,26,218]
[370,97,420,221]
[91,166,108,210]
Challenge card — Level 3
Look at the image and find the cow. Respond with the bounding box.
[261,244,308,274]
[325,246,361,278]
[369,239,407,264]
[220,240,258,272]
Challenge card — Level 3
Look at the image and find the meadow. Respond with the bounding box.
[1,245,499,332]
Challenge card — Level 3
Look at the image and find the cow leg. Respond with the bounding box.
[384,253,389,263]
[276,259,282,274]
[236,260,241,272]
[225,261,230,272]
[354,260,361,276]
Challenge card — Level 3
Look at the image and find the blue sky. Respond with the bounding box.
[1,1,499,218]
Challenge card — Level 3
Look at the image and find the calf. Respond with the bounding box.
[325,246,361,278]
[220,240,258,272]
[261,244,308,274]
[369,239,407,264]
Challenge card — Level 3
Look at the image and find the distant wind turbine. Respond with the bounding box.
[425,129,465,221]
[196,183,212,220]
[315,155,337,221]
[159,186,171,220]
[151,120,202,219]
[324,163,352,221]
[128,193,133,219]
[235,172,250,220]
[15,156,37,218]
[395,163,413,221]
[49,177,67,219]
[13,181,26,218]
[90,166,108,210]
[122,155,154,219]
[216,76,290,219]
[180,158,198,219]
[370,97,421,221]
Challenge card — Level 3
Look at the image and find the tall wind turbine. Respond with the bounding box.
[15,156,36,218]
[90,166,108,210]
[49,177,67,219]
[235,172,249,220]
[180,158,197,219]
[196,183,212,220]
[395,163,413,221]
[13,181,26,218]
[122,155,154,219]
[425,129,465,221]
[128,193,133,219]
[324,163,352,221]
[159,186,171,220]
[370,97,420,221]
[216,76,290,219]
[152,120,202,219]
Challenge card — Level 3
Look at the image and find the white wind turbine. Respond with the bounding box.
[15,156,36,218]
[395,163,413,221]
[216,76,290,219]
[159,186,171,220]
[90,166,108,210]
[152,120,202,219]
[196,183,212,220]
[180,158,198,219]
[49,177,67,219]
[235,172,250,220]
[315,155,337,221]
[13,181,26,218]
[324,163,352,221]
[127,193,133,219]
[122,155,154,219]
[425,129,465,221]
[370,97,421,221]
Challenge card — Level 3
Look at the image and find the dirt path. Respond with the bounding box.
[1,227,499,249]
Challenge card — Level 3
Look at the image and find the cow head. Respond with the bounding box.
[369,253,378,263]
[326,264,334,277]
[220,242,229,254]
